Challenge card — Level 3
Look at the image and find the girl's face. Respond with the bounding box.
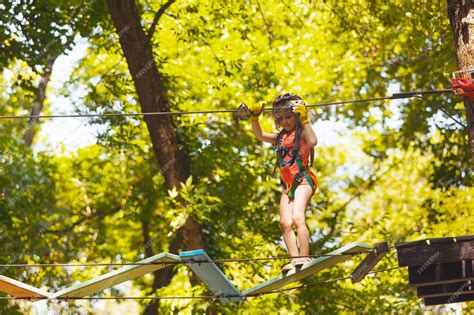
[274,110,296,131]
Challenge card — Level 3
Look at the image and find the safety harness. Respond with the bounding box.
[273,122,315,200]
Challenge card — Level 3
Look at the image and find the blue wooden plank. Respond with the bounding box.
[51,252,180,298]
[180,249,242,303]
[242,242,371,296]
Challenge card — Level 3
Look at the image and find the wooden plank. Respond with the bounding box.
[424,292,474,306]
[179,250,242,304]
[408,260,473,286]
[0,275,50,300]
[417,281,473,297]
[411,276,474,287]
[397,235,474,248]
[51,253,180,298]
[397,237,474,267]
[422,290,474,298]
[242,242,371,296]
[456,235,474,242]
[351,242,389,283]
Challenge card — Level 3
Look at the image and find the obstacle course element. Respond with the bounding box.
[0,242,372,303]
[51,252,180,299]
[3,234,473,307]
[0,253,180,300]
[0,275,50,301]
[242,242,371,296]
[351,242,389,283]
[396,235,474,306]
[180,250,242,303]
[451,69,474,101]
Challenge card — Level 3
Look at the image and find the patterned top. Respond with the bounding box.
[279,130,312,187]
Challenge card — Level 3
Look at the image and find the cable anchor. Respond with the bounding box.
[451,68,474,101]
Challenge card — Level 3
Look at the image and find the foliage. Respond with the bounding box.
[0,0,472,313]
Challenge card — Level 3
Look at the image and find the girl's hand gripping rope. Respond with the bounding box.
[249,103,264,121]
[292,103,309,125]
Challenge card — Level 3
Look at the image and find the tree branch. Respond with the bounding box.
[147,0,175,40]
[22,55,57,145]
[43,204,124,235]
[255,0,274,45]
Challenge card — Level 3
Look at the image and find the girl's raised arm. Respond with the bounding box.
[247,103,278,144]
[251,120,278,144]
[293,104,317,147]
[301,123,317,147]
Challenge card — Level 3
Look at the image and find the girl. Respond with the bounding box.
[248,93,318,272]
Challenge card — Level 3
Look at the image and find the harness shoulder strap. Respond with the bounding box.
[291,122,301,156]
[272,129,287,176]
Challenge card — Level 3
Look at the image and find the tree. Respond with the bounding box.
[1,0,473,313]
[447,0,474,158]
[0,0,101,145]
[105,1,206,313]
[22,55,56,145]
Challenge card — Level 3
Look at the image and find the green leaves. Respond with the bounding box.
[0,0,101,70]
[167,175,222,225]
[1,0,472,312]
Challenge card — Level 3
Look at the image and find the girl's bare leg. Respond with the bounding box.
[292,185,313,257]
[279,192,298,260]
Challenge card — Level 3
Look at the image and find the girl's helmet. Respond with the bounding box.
[272,93,304,122]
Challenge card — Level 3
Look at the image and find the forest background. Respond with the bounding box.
[0,0,473,313]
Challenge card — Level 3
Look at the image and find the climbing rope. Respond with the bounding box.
[0,89,453,120]
[0,250,373,268]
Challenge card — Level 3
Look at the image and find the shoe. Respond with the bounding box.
[293,257,311,268]
[281,262,295,273]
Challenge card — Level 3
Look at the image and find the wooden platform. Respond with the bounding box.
[396,235,474,306]
[180,250,242,303]
[0,275,50,300]
[242,242,371,296]
[0,241,374,303]
[51,252,180,298]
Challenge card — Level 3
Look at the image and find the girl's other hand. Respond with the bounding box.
[293,104,309,125]
[249,103,264,121]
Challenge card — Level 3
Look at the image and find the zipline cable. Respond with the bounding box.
[0,266,401,301]
[0,89,453,120]
[0,250,373,268]
[438,108,467,128]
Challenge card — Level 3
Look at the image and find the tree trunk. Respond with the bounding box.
[22,55,57,146]
[447,0,474,158]
[106,1,206,313]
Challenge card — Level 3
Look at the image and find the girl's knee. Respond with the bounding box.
[279,219,293,231]
[292,215,306,228]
